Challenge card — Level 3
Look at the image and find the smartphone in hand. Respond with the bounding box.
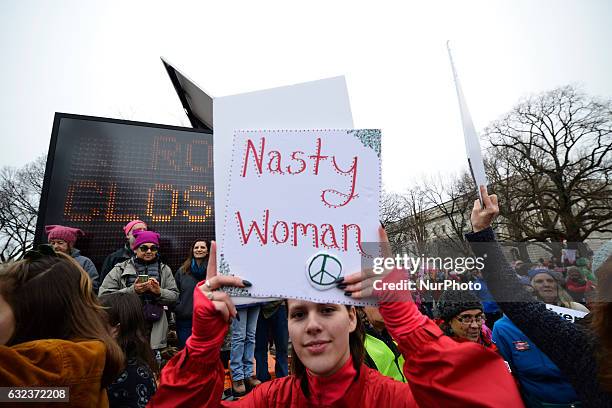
[137,274,149,284]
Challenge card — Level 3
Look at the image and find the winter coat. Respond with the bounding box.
[99,258,179,349]
[566,278,595,303]
[0,339,109,407]
[493,315,580,406]
[174,266,204,321]
[71,248,99,292]
[107,355,157,408]
[467,227,611,407]
[149,279,524,407]
[100,244,134,285]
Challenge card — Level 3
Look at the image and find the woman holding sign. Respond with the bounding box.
[466,185,612,407]
[149,230,524,407]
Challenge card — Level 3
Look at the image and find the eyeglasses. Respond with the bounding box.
[455,314,486,325]
[138,245,158,253]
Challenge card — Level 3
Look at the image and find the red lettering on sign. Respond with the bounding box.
[272,221,289,244]
[308,138,328,175]
[236,209,269,245]
[321,223,340,249]
[241,137,265,177]
[321,156,359,208]
[287,151,306,175]
[234,209,365,253]
[267,150,284,174]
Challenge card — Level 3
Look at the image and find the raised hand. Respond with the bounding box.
[339,226,394,299]
[470,185,499,233]
[199,241,250,322]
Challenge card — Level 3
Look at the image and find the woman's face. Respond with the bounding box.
[135,242,158,262]
[532,273,558,303]
[49,239,70,255]
[193,241,208,259]
[568,269,581,280]
[449,309,484,342]
[287,300,356,376]
[0,293,15,345]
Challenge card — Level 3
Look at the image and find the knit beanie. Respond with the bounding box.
[436,290,483,322]
[575,258,588,267]
[123,219,147,236]
[528,268,559,281]
[592,240,612,274]
[131,230,160,250]
[45,225,84,246]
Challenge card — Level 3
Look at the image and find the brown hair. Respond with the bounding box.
[179,239,209,276]
[0,252,124,387]
[289,304,365,396]
[591,256,612,391]
[99,292,159,375]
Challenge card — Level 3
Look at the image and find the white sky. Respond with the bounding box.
[1,0,611,193]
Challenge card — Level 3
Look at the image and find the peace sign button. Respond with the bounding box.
[306,252,343,291]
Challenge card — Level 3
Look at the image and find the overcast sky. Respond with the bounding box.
[1,0,611,192]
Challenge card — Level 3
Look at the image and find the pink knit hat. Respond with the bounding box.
[123,219,147,237]
[131,230,160,250]
[45,225,84,246]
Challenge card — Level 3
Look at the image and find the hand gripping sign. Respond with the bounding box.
[219,129,381,305]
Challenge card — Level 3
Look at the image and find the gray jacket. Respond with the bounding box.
[71,248,99,292]
[99,258,179,349]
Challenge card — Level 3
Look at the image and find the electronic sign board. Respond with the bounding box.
[35,113,214,271]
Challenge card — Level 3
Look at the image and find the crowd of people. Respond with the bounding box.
[0,188,611,407]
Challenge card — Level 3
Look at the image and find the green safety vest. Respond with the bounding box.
[364,333,406,383]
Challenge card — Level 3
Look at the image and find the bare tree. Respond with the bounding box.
[380,190,410,227]
[385,187,431,256]
[0,156,46,262]
[420,172,476,257]
[484,86,612,247]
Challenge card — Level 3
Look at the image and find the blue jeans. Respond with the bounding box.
[230,306,260,381]
[255,305,289,381]
[175,318,192,349]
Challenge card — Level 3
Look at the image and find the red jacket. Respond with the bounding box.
[566,278,595,294]
[150,277,524,408]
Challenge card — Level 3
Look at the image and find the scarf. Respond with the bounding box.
[190,258,207,281]
[133,256,160,280]
[132,256,161,303]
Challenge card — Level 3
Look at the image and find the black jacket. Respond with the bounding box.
[173,266,205,321]
[466,227,610,407]
[100,244,134,286]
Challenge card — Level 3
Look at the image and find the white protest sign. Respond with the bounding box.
[447,42,488,203]
[546,304,588,323]
[561,249,577,265]
[214,77,354,251]
[220,129,381,305]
